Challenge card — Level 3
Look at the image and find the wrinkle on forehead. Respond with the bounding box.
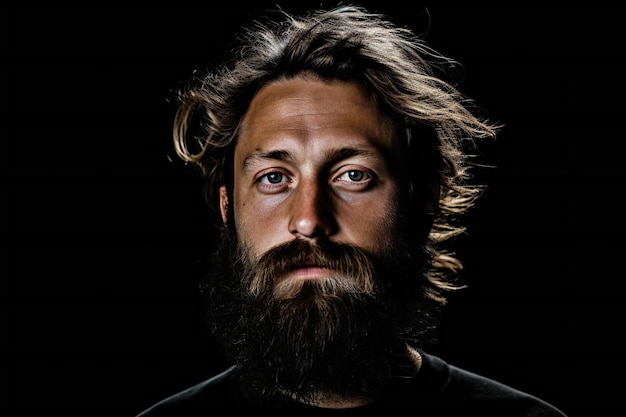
[238,77,398,153]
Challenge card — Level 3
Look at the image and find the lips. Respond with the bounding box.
[287,265,333,280]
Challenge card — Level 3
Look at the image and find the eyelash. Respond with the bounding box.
[255,167,374,191]
[335,169,372,184]
[258,171,288,185]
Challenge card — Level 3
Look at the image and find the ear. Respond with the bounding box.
[219,185,229,225]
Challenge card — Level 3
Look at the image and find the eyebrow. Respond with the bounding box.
[242,147,380,173]
[242,150,292,173]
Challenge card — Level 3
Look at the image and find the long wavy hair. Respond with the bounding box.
[170,4,499,303]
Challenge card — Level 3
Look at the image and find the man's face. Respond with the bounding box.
[210,77,436,399]
[220,76,404,284]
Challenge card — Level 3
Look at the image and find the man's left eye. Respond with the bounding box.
[338,170,369,182]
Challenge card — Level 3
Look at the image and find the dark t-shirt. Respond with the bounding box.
[135,352,567,416]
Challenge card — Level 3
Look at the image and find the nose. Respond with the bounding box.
[288,180,336,239]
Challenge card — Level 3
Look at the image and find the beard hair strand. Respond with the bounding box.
[199,229,440,404]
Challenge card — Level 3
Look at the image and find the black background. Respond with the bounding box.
[1,1,625,416]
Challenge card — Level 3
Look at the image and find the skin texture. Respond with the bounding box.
[220,76,404,278]
[217,75,423,407]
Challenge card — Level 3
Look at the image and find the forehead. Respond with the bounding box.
[235,77,399,157]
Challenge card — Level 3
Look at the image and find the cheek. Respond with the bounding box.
[233,195,288,257]
[340,195,400,251]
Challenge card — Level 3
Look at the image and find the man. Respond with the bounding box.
[137,4,568,415]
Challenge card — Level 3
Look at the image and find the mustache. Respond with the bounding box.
[241,239,377,296]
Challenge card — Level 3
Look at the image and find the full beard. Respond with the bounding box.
[199,229,440,406]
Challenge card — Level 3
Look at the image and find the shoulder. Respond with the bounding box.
[135,366,238,417]
[416,352,568,416]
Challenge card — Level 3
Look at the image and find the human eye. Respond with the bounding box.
[259,171,287,184]
[255,170,291,192]
[334,167,374,189]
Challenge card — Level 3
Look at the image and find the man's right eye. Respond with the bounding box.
[258,172,286,184]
